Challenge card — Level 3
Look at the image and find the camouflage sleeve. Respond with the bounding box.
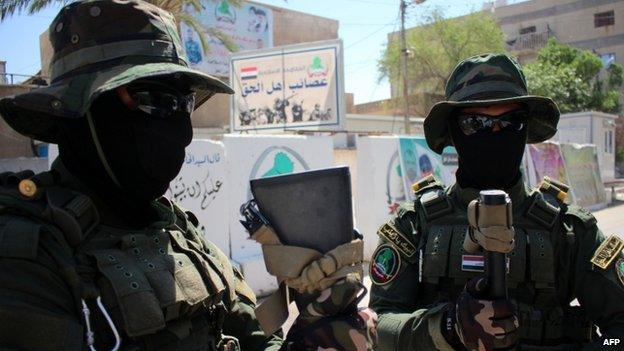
[0,221,84,351]
[369,205,455,351]
[221,268,284,351]
[565,208,624,350]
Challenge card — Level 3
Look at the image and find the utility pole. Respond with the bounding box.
[400,0,410,134]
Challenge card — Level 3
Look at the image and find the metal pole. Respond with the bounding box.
[400,0,410,134]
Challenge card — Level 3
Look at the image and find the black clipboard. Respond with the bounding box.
[249,166,354,253]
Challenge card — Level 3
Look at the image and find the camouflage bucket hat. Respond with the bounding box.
[0,0,233,143]
[424,53,560,154]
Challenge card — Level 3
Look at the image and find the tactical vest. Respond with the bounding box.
[0,169,242,351]
[410,178,593,349]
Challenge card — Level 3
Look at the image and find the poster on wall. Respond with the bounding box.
[559,143,606,207]
[230,39,345,131]
[166,140,230,256]
[527,142,570,191]
[398,137,457,201]
[355,136,404,259]
[181,1,273,77]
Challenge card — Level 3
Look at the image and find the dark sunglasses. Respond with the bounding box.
[118,81,195,119]
[456,109,528,136]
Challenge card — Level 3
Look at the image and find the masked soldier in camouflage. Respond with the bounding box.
[369,54,624,350]
[0,1,283,350]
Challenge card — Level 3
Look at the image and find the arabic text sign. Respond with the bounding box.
[166,140,230,256]
[230,40,344,131]
[181,1,273,77]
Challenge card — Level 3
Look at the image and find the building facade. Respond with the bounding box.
[493,0,623,65]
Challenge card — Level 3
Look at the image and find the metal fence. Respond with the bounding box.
[0,73,49,86]
[506,31,551,52]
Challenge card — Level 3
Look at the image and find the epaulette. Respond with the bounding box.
[526,176,568,229]
[564,205,597,229]
[411,175,452,221]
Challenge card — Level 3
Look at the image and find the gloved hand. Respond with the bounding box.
[283,275,378,351]
[465,199,515,254]
[444,277,519,351]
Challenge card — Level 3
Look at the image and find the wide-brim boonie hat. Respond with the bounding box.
[424,53,560,154]
[0,0,233,144]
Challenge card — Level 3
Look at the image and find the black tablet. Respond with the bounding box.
[250,166,354,253]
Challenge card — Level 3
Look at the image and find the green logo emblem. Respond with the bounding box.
[371,244,401,285]
[262,152,295,177]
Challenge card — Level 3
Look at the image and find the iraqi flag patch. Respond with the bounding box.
[462,255,485,272]
[461,255,510,273]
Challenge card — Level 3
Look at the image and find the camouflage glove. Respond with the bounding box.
[446,277,519,351]
[283,275,378,351]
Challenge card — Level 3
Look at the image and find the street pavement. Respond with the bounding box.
[281,200,624,333]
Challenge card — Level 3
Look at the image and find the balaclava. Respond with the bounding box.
[449,112,527,190]
[57,89,192,227]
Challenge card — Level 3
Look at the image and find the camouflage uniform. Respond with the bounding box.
[0,1,281,350]
[369,54,624,350]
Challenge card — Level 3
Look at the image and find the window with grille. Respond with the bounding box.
[594,10,614,28]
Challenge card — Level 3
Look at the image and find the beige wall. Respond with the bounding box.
[0,85,40,158]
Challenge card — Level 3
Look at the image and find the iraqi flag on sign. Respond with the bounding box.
[241,66,258,80]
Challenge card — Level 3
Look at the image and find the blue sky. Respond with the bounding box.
[0,0,526,104]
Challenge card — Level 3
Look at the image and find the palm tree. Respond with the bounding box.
[1,0,242,53]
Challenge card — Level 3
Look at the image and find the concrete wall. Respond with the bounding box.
[345,114,425,135]
[554,111,618,180]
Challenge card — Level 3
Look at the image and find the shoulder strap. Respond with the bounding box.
[412,175,453,222]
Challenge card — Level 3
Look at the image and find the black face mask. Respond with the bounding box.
[449,110,528,190]
[58,89,192,226]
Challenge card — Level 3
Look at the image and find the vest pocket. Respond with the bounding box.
[422,225,453,283]
[508,228,527,289]
[528,230,555,289]
[91,249,166,337]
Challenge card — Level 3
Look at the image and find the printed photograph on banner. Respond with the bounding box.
[230,41,343,131]
[180,1,273,77]
[528,142,570,199]
[397,137,457,200]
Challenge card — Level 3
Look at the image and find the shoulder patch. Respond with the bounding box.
[377,223,416,258]
[370,244,401,286]
[591,235,624,270]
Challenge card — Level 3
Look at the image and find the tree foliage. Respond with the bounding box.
[0,0,242,53]
[378,10,506,115]
[524,39,624,114]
